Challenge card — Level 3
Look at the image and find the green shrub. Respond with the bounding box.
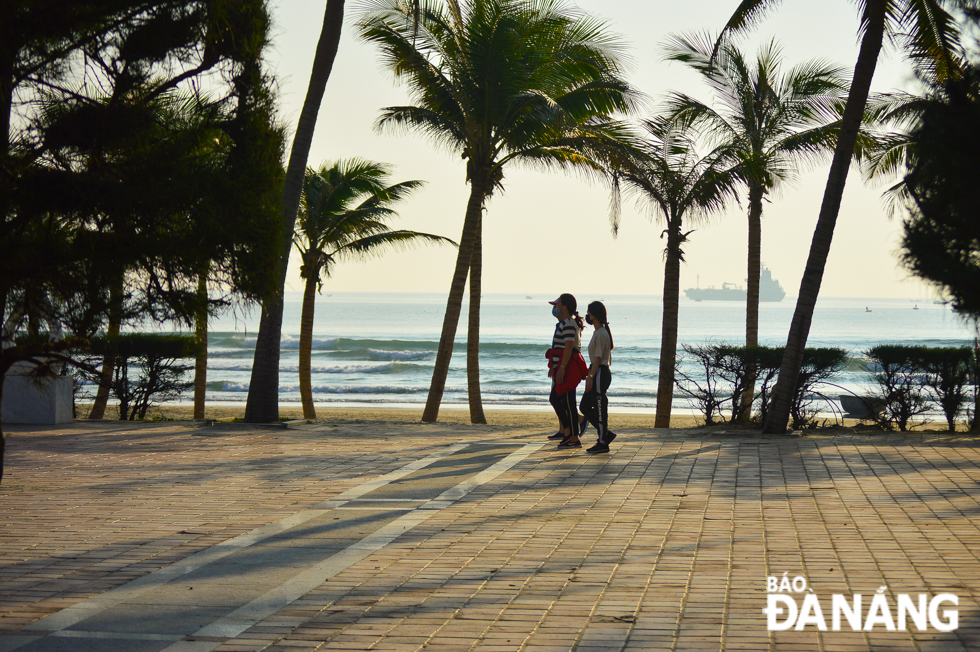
[863,345,931,431]
[674,344,729,425]
[83,334,200,420]
[676,344,847,429]
[915,347,971,432]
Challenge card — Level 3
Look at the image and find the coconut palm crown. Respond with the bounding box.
[294,159,455,419]
[357,0,642,423]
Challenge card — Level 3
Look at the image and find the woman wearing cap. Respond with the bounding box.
[547,293,587,448]
[581,301,615,453]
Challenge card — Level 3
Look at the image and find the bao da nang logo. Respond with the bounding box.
[765,574,958,632]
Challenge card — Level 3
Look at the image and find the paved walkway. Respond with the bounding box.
[0,419,978,652]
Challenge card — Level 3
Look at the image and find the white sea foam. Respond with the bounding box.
[368,349,430,361]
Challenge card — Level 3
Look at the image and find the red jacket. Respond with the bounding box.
[546,347,588,395]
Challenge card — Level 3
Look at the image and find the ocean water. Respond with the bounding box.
[193,292,975,414]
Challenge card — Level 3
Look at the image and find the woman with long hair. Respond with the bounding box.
[581,301,615,453]
[547,293,587,447]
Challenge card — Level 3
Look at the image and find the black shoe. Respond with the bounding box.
[578,418,589,437]
[587,442,609,454]
[548,431,565,440]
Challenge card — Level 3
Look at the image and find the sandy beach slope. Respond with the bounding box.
[77,404,703,429]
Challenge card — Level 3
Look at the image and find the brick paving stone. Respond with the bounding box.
[1,423,979,651]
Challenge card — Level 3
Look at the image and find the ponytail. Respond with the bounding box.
[573,312,584,331]
[586,300,612,348]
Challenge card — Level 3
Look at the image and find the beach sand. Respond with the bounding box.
[77,403,704,429]
[73,403,914,431]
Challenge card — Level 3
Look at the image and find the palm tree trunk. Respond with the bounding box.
[88,277,122,419]
[299,268,318,419]
[467,211,486,424]
[422,180,486,423]
[1,35,12,157]
[0,287,6,486]
[740,184,763,420]
[0,358,10,486]
[654,221,683,428]
[762,0,887,434]
[245,0,345,423]
[193,270,208,420]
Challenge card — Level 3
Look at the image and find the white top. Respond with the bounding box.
[588,327,612,367]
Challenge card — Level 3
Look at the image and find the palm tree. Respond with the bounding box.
[715,0,964,433]
[663,34,851,417]
[245,0,347,423]
[614,117,741,428]
[358,0,641,423]
[246,0,423,423]
[295,159,454,419]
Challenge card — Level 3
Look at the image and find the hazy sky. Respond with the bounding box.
[266,0,938,299]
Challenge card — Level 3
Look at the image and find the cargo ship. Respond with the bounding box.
[684,266,786,302]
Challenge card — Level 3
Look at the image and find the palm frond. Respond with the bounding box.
[662,34,854,200]
[899,0,965,83]
[713,0,784,59]
[331,230,457,265]
[294,157,440,281]
[616,116,742,231]
[357,0,640,202]
[375,106,467,151]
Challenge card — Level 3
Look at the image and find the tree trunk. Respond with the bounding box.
[0,289,5,485]
[1,35,12,157]
[299,267,318,419]
[0,359,9,486]
[654,220,683,428]
[88,277,122,419]
[972,341,980,432]
[467,211,486,424]
[0,287,8,485]
[421,180,486,423]
[0,381,4,486]
[740,183,763,420]
[117,361,129,420]
[193,271,208,420]
[762,0,886,434]
[245,0,345,423]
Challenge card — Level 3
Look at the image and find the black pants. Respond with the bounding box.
[550,383,578,430]
[580,365,611,443]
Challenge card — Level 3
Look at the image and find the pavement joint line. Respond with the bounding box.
[50,631,185,641]
[161,441,544,652]
[311,442,471,507]
[22,441,472,636]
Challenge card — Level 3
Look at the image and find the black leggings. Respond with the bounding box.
[580,365,611,443]
[550,383,578,430]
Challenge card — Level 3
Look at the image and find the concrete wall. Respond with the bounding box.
[2,364,73,424]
